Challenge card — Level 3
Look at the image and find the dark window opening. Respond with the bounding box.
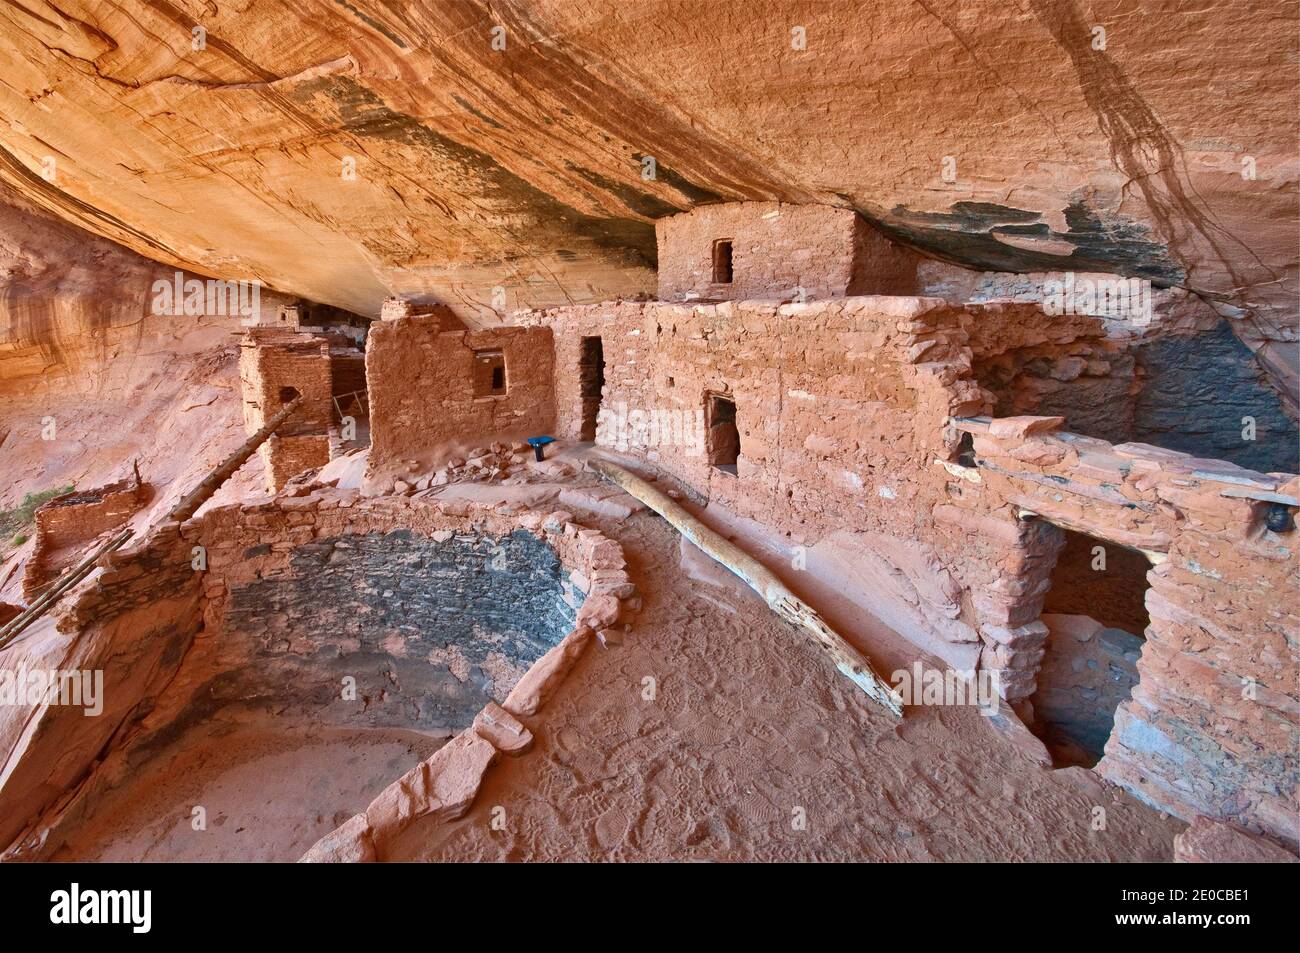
[954,431,976,468]
[712,239,733,284]
[578,336,605,441]
[706,394,740,474]
[472,349,507,397]
[1030,527,1150,769]
[278,386,300,405]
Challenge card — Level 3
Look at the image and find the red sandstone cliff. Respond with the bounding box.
[0,0,1293,402]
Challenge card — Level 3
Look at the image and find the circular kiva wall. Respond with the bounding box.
[195,495,635,733]
[0,491,635,859]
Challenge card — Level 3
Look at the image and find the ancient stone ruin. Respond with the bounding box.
[0,3,1296,881]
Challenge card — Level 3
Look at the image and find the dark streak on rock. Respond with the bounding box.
[294,76,658,267]
[872,199,1183,283]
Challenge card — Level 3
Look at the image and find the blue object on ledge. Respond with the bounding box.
[527,435,556,462]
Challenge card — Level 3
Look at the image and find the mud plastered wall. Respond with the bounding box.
[239,328,333,490]
[366,319,556,480]
[655,202,918,302]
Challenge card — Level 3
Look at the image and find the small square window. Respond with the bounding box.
[706,393,739,474]
[473,349,507,396]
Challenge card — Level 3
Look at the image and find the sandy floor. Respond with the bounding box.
[54,722,446,862]
[389,503,1185,862]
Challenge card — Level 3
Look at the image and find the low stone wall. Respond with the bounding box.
[23,477,151,600]
[0,522,201,852]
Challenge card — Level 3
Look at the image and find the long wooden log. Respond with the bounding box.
[166,395,304,523]
[0,396,305,650]
[0,528,133,647]
[590,458,903,717]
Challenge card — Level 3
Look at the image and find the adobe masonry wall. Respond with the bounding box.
[365,318,555,479]
[520,294,1298,846]
[655,202,918,302]
[524,295,1024,667]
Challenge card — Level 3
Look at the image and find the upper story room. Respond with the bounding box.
[655,202,920,303]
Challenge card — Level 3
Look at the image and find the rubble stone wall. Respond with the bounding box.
[24,478,150,599]
[964,309,1140,444]
[366,319,556,479]
[0,524,201,852]
[918,262,1299,471]
[956,416,1299,846]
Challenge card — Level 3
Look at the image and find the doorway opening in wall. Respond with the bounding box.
[1031,527,1151,769]
[473,349,507,397]
[706,394,740,474]
[330,349,370,451]
[578,336,605,441]
[712,239,733,284]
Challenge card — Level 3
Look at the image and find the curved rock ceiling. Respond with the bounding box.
[0,0,1295,394]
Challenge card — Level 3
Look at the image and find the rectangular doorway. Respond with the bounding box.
[472,349,507,397]
[1032,528,1151,768]
[579,336,605,441]
[712,239,734,284]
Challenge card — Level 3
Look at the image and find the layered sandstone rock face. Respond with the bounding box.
[0,1,1293,401]
[0,184,289,600]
